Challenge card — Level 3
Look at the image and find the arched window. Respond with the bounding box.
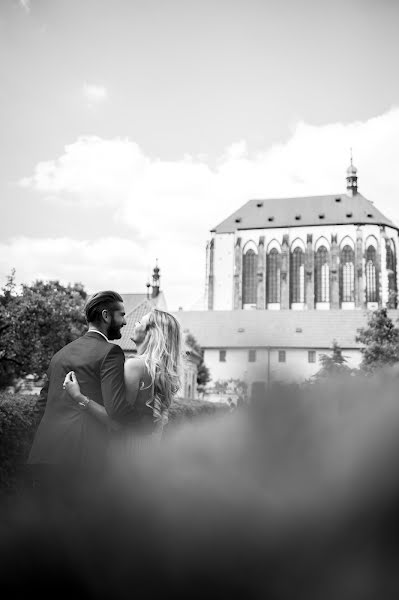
[386,239,397,308]
[242,249,257,304]
[315,246,329,302]
[340,245,355,302]
[267,248,280,303]
[290,247,304,303]
[366,245,378,303]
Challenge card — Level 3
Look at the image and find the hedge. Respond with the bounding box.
[0,393,44,494]
[168,395,228,426]
[0,392,227,493]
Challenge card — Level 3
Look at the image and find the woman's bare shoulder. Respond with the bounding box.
[125,356,145,374]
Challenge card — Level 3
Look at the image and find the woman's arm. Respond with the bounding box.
[63,371,120,431]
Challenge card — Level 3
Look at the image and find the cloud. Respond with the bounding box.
[82,83,108,107]
[14,106,399,309]
[19,0,31,13]
[0,237,149,291]
[0,236,205,310]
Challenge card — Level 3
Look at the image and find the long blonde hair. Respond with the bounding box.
[138,308,183,424]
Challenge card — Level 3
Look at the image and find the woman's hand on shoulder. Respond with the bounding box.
[63,371,83,402]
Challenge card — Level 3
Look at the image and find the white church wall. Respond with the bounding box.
[386,227,399,285]
[212,222,399,310]
[238,223,361,250]
[386,226,399,285]
[213,233,235,310]
[203,346,363,388]
[227,223,387,258]
[205,348,268,384]
[381,236,388,307]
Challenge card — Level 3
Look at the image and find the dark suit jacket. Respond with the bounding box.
[28,332,134,469]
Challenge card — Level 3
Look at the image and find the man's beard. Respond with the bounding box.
[107,316,122,340]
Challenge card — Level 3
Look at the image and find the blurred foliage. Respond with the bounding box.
[212,378,248,395]
[0,393,44,494]
[0,392,227,493]
[312,341,355,381]
[356,308,399,373]
[0,271,87,389]
[168,395,227,428]
[185,332,211,388]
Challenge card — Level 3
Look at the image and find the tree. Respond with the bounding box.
[0,272,87,389]
[356,308,399,373]
[213,380,229,394]
[185,333,211,395]
[312,341,353,381]
[197,362,211,388]
[227,378,248,397]
[212,378,248,396]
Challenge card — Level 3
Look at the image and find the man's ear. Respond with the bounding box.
[101,309,111,323]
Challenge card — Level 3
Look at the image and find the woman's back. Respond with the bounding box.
[125,356,155,434]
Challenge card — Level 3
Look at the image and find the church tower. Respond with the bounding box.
[151,261,160,298]
[346,150,358,196]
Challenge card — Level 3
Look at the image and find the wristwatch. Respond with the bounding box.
[78,395,90,410]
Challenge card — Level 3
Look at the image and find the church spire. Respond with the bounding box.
[346,148,358,196]
[151,259,160,298]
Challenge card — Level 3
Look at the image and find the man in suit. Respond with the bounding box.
[28,290,133,480]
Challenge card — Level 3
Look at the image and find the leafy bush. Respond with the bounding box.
[0,393,44,493]
[168,396,228,427]
[0,273,87,389]
[356,308,399,372]
[0,392,226,493]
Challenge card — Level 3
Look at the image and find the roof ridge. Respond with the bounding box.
[125,298,153,318]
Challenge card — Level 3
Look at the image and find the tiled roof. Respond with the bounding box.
[115,292,168,351]
[173,310,399,349]
[115,299,205,355]
[120,293,151,316]
[114,299,155,351]
[120,292,167,317]
[212,194,397,233]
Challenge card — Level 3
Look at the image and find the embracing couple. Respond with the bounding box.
[28,291,182,481]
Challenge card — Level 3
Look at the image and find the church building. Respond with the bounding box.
[176,160,399,395]
[205,159,398,312]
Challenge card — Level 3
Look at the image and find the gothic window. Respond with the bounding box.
[290,247,304,303]
[366,245,378,303]
[340,245,355,302]
[315,246,329,302]
[267,248,281,303]
[242,248,257,304]
[386,239,397,308]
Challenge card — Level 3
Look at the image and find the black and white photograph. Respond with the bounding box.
[2,0,399,598]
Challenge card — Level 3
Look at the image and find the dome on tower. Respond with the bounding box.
[346,162,357,175]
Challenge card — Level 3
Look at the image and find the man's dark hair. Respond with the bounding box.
[84,291,123,324]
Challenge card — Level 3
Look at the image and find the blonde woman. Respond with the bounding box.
[63,308,183,455]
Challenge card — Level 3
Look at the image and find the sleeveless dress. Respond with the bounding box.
[108,357,166,466]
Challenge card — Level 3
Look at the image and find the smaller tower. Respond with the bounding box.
[151,260,160,298]
[146,280,151,300]
[346,149,358,196]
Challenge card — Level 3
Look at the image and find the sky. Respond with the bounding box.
[1,0,399,310]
